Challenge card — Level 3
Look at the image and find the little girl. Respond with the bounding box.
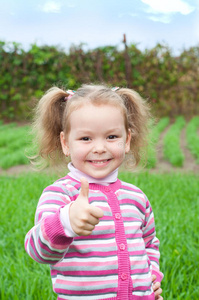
[25,84,163,300]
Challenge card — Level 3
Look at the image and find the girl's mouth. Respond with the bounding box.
[87,159,112,166]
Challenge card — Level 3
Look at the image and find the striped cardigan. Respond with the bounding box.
[25,175,163,300]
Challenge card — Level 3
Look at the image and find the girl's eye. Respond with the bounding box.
[108,135,118,139]
[81,137,91,141]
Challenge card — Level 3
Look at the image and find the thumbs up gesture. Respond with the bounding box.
[69,177,104,236]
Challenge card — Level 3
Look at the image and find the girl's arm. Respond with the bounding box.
[142,197,164,283]
[24,184,74,265]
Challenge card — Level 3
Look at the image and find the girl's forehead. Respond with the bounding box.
[69,103,125,127]
[71,102,123,115]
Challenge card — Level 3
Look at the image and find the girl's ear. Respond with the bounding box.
[60,131,70,156]
[125,129,131,154]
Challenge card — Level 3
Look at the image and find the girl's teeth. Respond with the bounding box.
[92,160,108,164]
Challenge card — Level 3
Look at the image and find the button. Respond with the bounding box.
[115,213,121,220]
[104,186,110,192]
[119,243,126,251]
[121,273,128,281]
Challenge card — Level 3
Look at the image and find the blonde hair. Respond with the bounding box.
[30,84,151,170]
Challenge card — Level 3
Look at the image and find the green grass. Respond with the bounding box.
[186,116,199,163]
[163,116,186,167]
[147,117,170,168]
[0,173,58,300]
[0,171,199,299]
[0,123,30,169]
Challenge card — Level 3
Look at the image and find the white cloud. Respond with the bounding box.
[40,1,61,13]
[118,12,138,18]
[148,14,172,24]
[141,0,195,15]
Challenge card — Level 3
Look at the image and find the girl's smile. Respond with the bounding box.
[61,104,131,178]
[87,158,112,168]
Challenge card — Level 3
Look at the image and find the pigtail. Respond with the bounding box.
[117,88,151,167]
[29,87,68,168]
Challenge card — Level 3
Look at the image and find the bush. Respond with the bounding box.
[0,41,199,120]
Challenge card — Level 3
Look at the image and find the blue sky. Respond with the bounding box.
[0,0,198,54]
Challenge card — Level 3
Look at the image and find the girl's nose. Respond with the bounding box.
[92,141,106,154]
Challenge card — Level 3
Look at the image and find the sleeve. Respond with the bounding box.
[142,196,164,283]
[60,204,78,237]
[24,183,74,265]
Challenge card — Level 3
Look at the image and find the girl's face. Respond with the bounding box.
[60,103,131,178]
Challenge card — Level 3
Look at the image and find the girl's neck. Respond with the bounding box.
[67,162,118,185]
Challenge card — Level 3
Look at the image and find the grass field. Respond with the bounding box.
[0,171,199,299]
[0,123,30,169]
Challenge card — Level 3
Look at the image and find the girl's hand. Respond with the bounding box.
[69,177,104,236]
[152,275,163,300]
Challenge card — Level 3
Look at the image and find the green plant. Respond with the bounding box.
[0,124,30,169]
[163,116,186,167]
[186,116,199,163]
[147,117,170,168]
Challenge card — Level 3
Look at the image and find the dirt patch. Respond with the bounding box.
[180,127,199,172]
[0,165,34,176]
[150,125,199,174]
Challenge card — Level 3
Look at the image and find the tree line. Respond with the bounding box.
[0,40,198,120]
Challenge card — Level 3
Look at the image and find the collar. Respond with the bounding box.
[67,162,118,185]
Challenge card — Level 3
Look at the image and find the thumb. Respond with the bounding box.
[79,177,89,201]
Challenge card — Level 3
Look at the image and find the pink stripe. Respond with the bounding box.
[130,260,148,266]
[125,233,142,239]
[58,259,118,267]
[133,285,150,292]
[38,236,64,257]
[131,267,149,274]
[39,198,68,205]
[120,200,145,213]
[30,225,63,260]
[95,206,111,212]
[123,217,142,221]
[121,208,142,215]
[37,208,58,214]
[125,226,142,231]
[29,236,47,263]
[146,218,155,228]
[134,277,151,283]
[65,250,118,258]
[147,246,160,255]
[149,257,159,264]
[143,231,155,241]
[44,186,65,192]
[128,250,146,256]
[119,193,145,203]
[41,220,68,250]
[75,233,115,240]
[55,269,117,276]
[120,193,144,202]
[95,225,115,231]
[120,185,141,193]
[127,242,145,247]
[55,287,117,296]
[70,241,116,250]
[56,278,117,287]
